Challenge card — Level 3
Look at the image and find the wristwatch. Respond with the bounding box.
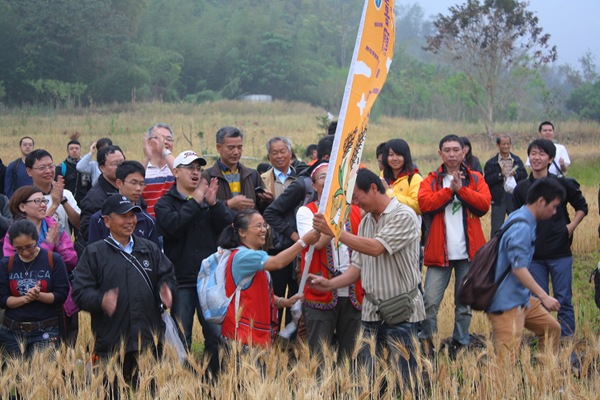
[60,197,68,205]
[162,149,172,157]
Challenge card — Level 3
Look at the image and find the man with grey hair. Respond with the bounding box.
[261,136,297,200]
[483,134,527,236]
[142,123,176,216]
[202,126,272,216]
[261,136,304,321]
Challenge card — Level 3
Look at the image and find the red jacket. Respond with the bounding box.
[221,252,278,347]
[418,164,491,267]
[301,203,364,310]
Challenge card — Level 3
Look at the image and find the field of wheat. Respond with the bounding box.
[0,101,599,398]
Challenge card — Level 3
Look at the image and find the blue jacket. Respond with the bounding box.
[4,158,33,198]
[487,206,536,314]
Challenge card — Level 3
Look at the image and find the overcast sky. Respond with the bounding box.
[407,0,599,68]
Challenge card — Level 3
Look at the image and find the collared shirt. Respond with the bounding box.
[142,161,175,217]
[217,159,241,196]
[108,234,134,254]
[271,167,295,198]
[273,167,292,185]
[497,153,514,181]
[352,198,426,322]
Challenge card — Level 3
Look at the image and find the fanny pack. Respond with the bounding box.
[374,288,417,325]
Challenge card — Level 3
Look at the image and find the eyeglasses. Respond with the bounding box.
[251,223,269,230]
[106,162,123,168]
[25,198,50,206]
[124,180,146,188]
[149,135,174,143]
[14,243,37,253]
[179,164,203,172]
[30,163,55,171]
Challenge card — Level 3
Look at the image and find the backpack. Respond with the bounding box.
[197,248,254,324]
[457,218,526,311]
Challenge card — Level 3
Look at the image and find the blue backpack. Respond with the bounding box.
[197,248,254,324]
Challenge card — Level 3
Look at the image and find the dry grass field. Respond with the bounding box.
[0,101,599,398]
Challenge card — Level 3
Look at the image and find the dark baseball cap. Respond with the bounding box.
[101,194,142,216]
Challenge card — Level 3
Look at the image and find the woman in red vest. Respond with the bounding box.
[296,163,364,360]
[219,209,319,347]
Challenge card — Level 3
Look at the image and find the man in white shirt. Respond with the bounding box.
[417,135,491,354]
[526,121,570,176]
[26,149,81,237]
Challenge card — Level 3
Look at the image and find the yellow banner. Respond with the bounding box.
[319,0,395,237]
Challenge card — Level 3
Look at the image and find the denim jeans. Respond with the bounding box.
[0,324,59,357]
[420,260,472,345]
[529,256,575,337]
[360,321,419,389]
[171,286,222,374]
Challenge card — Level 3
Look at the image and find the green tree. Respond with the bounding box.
[424,0,557,136]
[567,80,600,122]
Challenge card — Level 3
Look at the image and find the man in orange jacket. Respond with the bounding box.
[418,134,491,354]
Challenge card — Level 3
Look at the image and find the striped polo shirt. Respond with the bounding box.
[352,197,426,323]
[142,162,175,217]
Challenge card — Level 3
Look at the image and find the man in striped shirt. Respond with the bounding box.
[309,168,425,382]
[141,123,176,217]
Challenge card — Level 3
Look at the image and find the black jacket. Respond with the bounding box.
[513,174,588,259]
[0,158,6,196]
[56,158,91,204]
[155,185,232,287]
[483,153,527,204]
[79,175,119,242]
[72,236,176,354]
[263,168,317,244]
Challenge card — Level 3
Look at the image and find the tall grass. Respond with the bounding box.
[1,101,599,397]
[2,326,599,399]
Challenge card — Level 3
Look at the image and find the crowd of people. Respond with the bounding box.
[0,120,593,389]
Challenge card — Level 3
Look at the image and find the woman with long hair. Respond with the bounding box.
[461,137,483,173]
[381,139,423,215]
[219,209,320,347]
[0,219,69,356]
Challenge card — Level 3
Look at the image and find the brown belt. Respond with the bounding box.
[2,316,59,333]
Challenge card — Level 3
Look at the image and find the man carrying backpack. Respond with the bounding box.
[486,177,564,363]
[55,139,90,204]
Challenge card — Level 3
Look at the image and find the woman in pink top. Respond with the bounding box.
[3,186,77,272]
